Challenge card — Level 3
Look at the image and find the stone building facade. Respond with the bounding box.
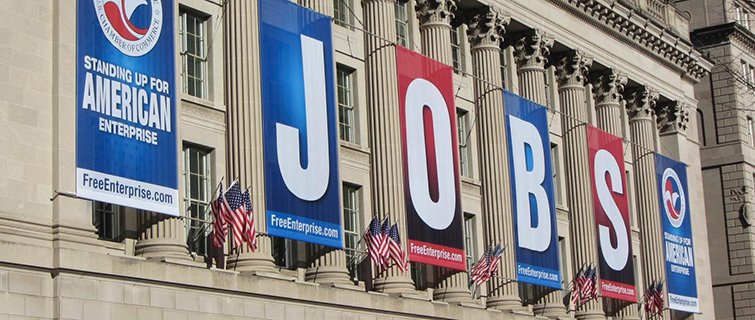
[0,0,714,319]
[680,0,755,319]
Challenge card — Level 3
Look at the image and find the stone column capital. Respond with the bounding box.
[655,101,691,134]
[415,0,457,26]
[591,69,628,105]
[625,87,660,121]
[465,7,510,49]
[513,29,554,70]
[555,49,593,88]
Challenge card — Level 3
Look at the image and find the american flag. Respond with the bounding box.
[487,244,504,275]
[242,189,257,251]
[225,182,246,249]
[570,265,586,309]
[364,216,385,266]
[580,265,598,304]
[644,281,664,317]
[378,217,391,267]
[210,182,228,249]
[469,246,492,287]
[387,224,407,272]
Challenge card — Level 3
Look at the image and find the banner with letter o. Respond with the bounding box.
[397,46,465,271]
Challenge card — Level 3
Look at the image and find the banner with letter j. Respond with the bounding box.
[504,91,561,289]
[76,0,178,216]
[259,0,343,248]
[656,154,698,313]
[397,46,466,271]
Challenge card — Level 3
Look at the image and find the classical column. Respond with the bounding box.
[416,0,456,64]
[625,87,667,318]
[466,8,522,310]
[556,50,603,319]
[363,0,415,294]
[297,0,351,287]
[223,0,276,272]
[512,30,566,318]
[135,212,190,260]
[592,70,628,137]
[414,0,471,303]
[298,0,332,15]
[592,70,639,319]
[513,29,553,106]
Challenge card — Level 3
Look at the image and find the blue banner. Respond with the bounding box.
[259,0,343,248]
[504,91,561,289]
[76,0,178,216]
[656,154,699,313]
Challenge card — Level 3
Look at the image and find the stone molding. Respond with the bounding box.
[549,0,710,80]
[465,7,510,49]
[555,49,594,87]
[415,0,457,26]
[591,69,629,105]
[513,29,555,70]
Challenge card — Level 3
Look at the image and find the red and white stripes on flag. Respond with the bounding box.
[242,189,257,251]
[469,244,504,288]
[224,182,246,249]
[387,223,408,272]
[364,216,384,267]
[644,281,664,317]
[364,216,408,271]
[210,182,228,249]
[570,264,598,310]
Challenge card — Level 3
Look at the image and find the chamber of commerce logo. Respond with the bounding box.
[95,0,163,57]
[662,168,686,228]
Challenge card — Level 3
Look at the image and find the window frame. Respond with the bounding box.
[183,144,213,256]
[337,66,357,143]
[450,27,465,74]
[92,201,122,242]
[342,184,362,278]
[333,0,352,28]
[179,10,209,100]
[457,109,471,178]
[395,2,410,47]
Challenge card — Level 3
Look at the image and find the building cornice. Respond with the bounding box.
[543,0,712,81]
[691,22,755,52]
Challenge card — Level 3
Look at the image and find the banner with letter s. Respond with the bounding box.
[259,0,343,248]
[656,154,698,313]
[397,46,465,271]
[76,0,178,216]
[504,91,561,289]
[587,126,636,302]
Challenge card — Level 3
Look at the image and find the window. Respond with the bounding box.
[395,2,409,47]
[742,60,750,83]
[633,255,640,299]
[697,109,706,146]
[748,117,754,146]
[559,237,568,284]
[736,5,744,25]
[747,11,752,29]
[544,68,553,108]
[337,66,357,143]
[626,169,637,228]
[551,143,562,205]
[93,202,121,241]
[457,109,471,177]
[451,27,465,74]
[184,144,212,256]
[464,213,477,272]
[750,65,755,85]
[180,10,208,99]
[333,0,351,27]
[500,50,508,89]
[342,184,362,277]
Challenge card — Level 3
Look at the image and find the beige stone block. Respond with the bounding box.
[188,313,214,320]
[284,306,304,320]
[175,292,199,312]
[304,309,324,320]
[6,316,38,320]
[163,310,188,320]
[110,304,137,320]
[198,295,222,314]
[59,298,83,320]
[224,298,243,317]
[265,303,284,320]
[124,285,149,306]
[0,293,25,316]
[243,300,266,319]
[24,296,52,318]
[149,288,174,309]
[136,307,163,320]
[97,282,124,303]
[71,279,97,301]
[82,301,110,320]
[8,272,41,296]
[321,310,341,320]
[0,270,7,292]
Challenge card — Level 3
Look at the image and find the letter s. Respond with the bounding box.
[276,35,330,201]
[595,149,629,270]
[509,116,551,252]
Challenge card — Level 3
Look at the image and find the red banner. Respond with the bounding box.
[397,46,465,271]
[587,126,636,302]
